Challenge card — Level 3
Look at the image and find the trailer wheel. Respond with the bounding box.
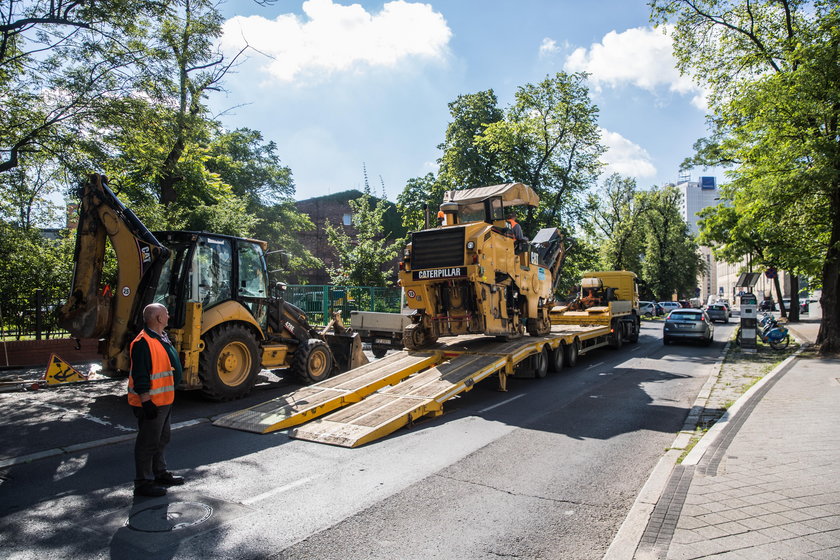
[533,346,549,378]
[293,339,334,384]
[564,340,579,367]
[549,345,564,373]
[199,324,261,401]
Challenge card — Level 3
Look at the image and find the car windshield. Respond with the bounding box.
[709,305,723,310]
[669,311,702,321]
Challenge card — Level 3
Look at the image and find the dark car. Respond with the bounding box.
[705,304,729,323]
[663,309,714,345]
[759,299,776,311]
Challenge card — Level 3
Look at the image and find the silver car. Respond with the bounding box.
[663,309,714,345]
[705,304,729,323]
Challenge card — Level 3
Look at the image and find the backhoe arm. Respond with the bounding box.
[59,174,170,373]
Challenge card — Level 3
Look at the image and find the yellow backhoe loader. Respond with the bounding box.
[58,174,367,400]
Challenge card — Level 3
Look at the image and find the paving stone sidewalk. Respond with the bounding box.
[633,316,840,559]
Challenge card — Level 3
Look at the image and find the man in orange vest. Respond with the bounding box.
[129,303,184,497]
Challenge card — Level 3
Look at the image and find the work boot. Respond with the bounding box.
[154,471,185,486]
[134,481,167,497]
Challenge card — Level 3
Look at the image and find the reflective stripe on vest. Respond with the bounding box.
[128,330,175,407]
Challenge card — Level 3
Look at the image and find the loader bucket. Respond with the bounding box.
[325,331,369,372]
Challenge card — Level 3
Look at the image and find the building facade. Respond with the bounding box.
[676,177,719,303]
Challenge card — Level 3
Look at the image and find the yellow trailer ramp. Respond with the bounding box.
[213,350,441,434]
[290,352,509,448]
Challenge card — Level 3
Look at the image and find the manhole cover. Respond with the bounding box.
[127,501,213,532]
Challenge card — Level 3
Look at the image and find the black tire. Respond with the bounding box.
[663,336,670,345]
[293,338,334,384]
[627,316,640,343]
[770,334,790,350]
[564,340,579,367]
[548,345,564,373]
[532,346,549,378]
[610,322,624,349]
[371,345,388,359]
[199,324,261,401]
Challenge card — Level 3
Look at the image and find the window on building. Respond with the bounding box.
[342,213,352,226]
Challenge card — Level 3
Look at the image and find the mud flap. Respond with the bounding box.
[325,331,369,372]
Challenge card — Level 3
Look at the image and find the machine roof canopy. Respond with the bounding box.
[442,183,540,212]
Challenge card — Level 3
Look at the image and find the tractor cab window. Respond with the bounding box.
[237,242,267,298]
[194,237,233,309]
[485,196,505,223]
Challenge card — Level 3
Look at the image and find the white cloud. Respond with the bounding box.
[539,38,559,57]
[221,0,452,83]
[600,128,657,179]
[565,26,707,108]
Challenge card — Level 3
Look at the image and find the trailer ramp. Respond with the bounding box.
[213,350,441,434]
[290,352,509,448]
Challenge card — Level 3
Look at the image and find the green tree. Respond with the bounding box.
[325,183,399,287]
[651,0,840,351]
[640,186,704,301]
[479,72,604,237]
[437,90,505,190]
[586,174,647,273]
[397,173,445,236]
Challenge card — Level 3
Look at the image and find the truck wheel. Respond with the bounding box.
[403,324,436,350]
[199,324,261,401]
[628,317,640,343]
[610,322,624,349]
[293,339,334,384]
[564,340,579,367]
[371,345,388,359]
[549,345,564,373]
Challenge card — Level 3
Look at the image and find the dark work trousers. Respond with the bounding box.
[132,403,172,482]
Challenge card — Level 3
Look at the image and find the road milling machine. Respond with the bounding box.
[398,183,569,350]
[58,174,366,400]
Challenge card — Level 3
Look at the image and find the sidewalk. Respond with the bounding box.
[607,313,840,559]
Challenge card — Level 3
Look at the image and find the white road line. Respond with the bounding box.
[478,394,525,413]
[586,361,605,370]
[241,476,314,505]
[631,344,642,351]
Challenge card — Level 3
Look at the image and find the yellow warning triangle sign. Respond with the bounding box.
[44,354,87,385]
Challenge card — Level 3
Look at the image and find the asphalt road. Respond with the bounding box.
[0,320,736,559]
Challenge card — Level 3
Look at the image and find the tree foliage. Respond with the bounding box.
[586,174,648,273]
[651,0,840,351]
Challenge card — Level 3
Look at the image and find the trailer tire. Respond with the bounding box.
[564,340,579,367]
[549,345,564,373]
[533,346,549,378]
[293,339,334,384]
[199,324,261,401]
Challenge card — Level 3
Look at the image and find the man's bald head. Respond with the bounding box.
[143,303,168,329]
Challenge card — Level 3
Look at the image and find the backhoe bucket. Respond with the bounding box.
[325,331,369,372]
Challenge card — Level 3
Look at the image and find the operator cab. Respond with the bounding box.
[151,231,269,330]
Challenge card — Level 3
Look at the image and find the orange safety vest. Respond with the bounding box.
[127,330,175,407]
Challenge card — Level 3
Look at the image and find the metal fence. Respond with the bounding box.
[284,285,403,325]
[0,291,69,341]
[1,285,403,339]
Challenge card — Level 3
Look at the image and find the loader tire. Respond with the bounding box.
[199,324,261,401]
[293,339,333,384]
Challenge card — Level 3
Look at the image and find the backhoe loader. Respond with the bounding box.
[58,174,366,400]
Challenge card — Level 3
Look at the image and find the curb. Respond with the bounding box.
[0,418,210,469]
[603,340,804,560]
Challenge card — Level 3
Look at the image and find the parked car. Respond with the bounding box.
[759,299,776,312]
[705,303,729,323]
[663,308,714,345]
[781,299,809,314]
[658,301,682,314]
[639,301,662,316]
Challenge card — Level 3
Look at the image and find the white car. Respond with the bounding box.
[639,301,658,316]
[658,301,682,314]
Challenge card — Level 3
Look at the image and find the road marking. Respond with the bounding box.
[478,394,525,413]
[631,345,642,351]
[242,476,314,505]
[586,361,605,370]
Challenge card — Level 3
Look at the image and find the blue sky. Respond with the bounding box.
[213,0,719,202]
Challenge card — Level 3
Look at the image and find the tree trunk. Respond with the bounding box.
[773,275,784,316]
[816,185,840,354]
[789,275,800,322]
